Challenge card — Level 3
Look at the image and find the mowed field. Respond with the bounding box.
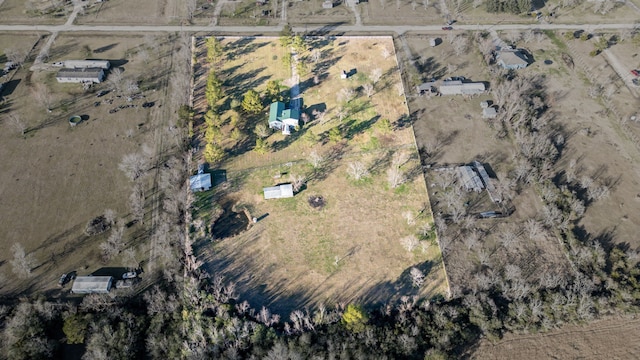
[0,33,176,297]
[195,36,448,315]
[471,316,640,359]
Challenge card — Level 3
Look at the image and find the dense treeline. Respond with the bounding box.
[486,0,531,14]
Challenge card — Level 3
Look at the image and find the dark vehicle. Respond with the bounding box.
[477,211,504,219]
[58,272,76,287]
[96,90,109,97]
[442,26,453,30]
[631,69,640,77]
[142,101,155,108]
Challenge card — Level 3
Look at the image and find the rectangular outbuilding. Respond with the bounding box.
[263,183,294,199]
[63,60,111,70]
[439,81,486,95]
[56,68,105,83]
[71,276,113,294]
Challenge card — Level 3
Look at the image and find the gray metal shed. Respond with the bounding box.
[71,276,113,294]
[263,184,294,199]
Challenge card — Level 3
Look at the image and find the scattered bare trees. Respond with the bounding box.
[4,48,27,67]
[451,35,469,56]
[337,87,356,104]
[129,183,145,224]
[10,243,35,278]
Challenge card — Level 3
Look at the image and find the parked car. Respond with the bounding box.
[58,271,76,287]
[442,26,453,30]
[122,271,137,279]
[631,69,640,77]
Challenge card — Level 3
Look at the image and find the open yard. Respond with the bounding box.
[193,36,448,316]
[0,33,180,297]
[0,0,70,25]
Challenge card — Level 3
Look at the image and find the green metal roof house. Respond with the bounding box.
[269,101,300,135]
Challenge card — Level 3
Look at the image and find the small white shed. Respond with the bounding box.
[263,184,294,199]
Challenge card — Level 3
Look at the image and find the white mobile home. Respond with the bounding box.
[63,60,111,70]
[56,68,105,83]
[263,184,294,199]
[71,276,113,294]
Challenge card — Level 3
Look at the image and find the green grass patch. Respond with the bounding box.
[544,30,568,51]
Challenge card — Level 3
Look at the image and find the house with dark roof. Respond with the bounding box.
[56,67,105,83]
[269,101,300,135]
[496,49,529,70]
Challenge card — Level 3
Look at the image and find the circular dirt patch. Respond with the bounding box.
[308,195,325,209]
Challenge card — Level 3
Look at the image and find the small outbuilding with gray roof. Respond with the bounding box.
[263,184,294,199]
[71,276,113,294]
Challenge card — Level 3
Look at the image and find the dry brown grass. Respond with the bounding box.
[194,36,447,315]
[0,34,176,296]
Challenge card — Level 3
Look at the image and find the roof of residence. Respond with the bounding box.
[190,173,212,191]
[63,60,111,69]
[269,101,300,123]
[263,183,294,199]
[56,67,104,79]
[440,81,486,95]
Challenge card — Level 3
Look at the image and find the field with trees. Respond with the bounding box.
[0,32,190,297]
[189,35,448,316]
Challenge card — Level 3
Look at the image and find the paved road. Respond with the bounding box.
[9,22,640,35]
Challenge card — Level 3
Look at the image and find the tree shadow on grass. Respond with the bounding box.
[342,114,379,140]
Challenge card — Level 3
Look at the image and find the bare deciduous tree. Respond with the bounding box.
[409,267,425,287]
[363,83,375,97]
[387,166,406,188]
[371,68,383,84]
[290,174,306,193]
[99,225,125,262]
[32,83,53,111]
[104,209,117,226]
[129,183,145,224]
[10,243,35,278]
[310,48,322,63]
[403,210,416,225]
[8,113,26,137]
[108,68,124,92]
[347,161,369,180]
[337,87,355,103]
[119,152,148,181]
[400,235,419,252]
[451,35,469,56]
[4,48,27,66]
[308,149,323,168]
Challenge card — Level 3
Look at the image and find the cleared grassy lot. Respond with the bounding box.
[193,36,448,315]
[0,33,178,297]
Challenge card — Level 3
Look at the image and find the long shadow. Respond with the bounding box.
[2,79,21,97]
[343,114,379,140]
[359,260,438,306]
[93,44,118,54]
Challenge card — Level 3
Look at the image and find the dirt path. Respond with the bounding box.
[210,0,229,26]
[346,0,362,27]
[472,316,640,359]
[602,46,639,98]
